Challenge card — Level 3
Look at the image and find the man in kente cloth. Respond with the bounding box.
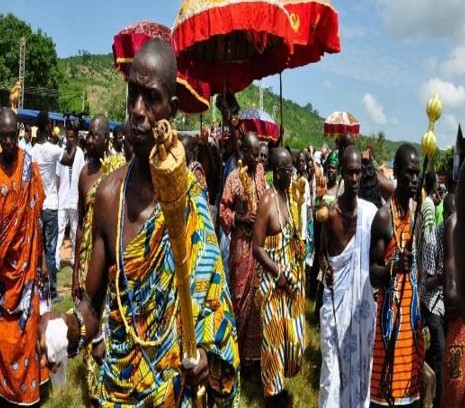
[0,108,48,405]
[220,132,266,378]
[71,114,125,398]
[253,148,306,407]
[318,146,377,408]
[370,144,424,407]
[38,38,239,407]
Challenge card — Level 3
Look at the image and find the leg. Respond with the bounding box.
[55,208,67,270]
[42,209,59,299]
[68,208,79,266]
[424,308,446,408]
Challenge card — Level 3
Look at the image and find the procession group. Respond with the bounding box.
[1,38,465,408]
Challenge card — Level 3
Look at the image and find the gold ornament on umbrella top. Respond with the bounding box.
[409,92,441,250]
[421,92,441,159]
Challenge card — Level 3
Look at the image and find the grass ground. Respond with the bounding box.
[41,265,321,408]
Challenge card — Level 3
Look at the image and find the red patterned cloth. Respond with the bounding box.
[442,315,465,407]
[220,164,266,362]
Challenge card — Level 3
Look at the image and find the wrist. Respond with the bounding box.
[92,332,105,345]
[67,306,86,357]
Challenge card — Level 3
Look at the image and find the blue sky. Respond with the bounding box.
[4,0,465,148]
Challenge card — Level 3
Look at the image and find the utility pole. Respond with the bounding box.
[259,80,264,111]
[18,37,26,109]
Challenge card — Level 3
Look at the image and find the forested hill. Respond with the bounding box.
[59,53,419,162]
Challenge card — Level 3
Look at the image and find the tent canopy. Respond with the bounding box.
[16,108,122,131]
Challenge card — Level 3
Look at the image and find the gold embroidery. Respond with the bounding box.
[290,13,300,33]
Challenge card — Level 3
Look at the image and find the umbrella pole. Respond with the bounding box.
[280,73,284,146]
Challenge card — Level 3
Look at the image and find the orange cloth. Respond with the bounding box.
[371,197,424,405]
[0,149,47,405]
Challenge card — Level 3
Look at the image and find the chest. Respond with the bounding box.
[327,215,357,257]
[104,188,158,264]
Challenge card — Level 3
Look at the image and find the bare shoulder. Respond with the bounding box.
[258,187,273,207]
[372,201,392,238]
[95,165,128,205]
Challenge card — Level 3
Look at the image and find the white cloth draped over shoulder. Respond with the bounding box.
[319,199,377,408]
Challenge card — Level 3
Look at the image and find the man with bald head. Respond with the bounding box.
[318,146,377,407]
[370,144,423,407]
[0,108,48,405]
[70,113,125,399]
[220,131,266,377]
[39,39,239,407]
[253,147,306,406]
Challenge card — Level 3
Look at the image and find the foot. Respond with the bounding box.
[51,295,64,304]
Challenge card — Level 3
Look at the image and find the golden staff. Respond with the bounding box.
[149,119,205,404]
[238,159,256,213]
[290,176,307,233]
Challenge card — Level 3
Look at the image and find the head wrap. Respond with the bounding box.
[326,150,338,168]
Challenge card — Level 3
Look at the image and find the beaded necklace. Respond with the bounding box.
[272,185,294,239]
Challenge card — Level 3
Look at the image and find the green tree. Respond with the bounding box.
[359,131,390,164]
[0,13,62,110]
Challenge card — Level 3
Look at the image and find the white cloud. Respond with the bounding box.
[362,94,387,125]
[419,78,465,108]
[377,0,465,41]
[442,45,465,77]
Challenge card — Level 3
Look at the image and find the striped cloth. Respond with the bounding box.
[370,197,424,406]
[420,224,444,317]
[254,193,306,397]
[97,171,240,407]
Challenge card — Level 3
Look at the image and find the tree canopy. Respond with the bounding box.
[0,13,62,110]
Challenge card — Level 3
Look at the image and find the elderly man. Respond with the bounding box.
[370,144,424,407]
[71,114,125,400]
[253,148,306,407]
[318,146,377,407]
[39,38,239,407]
[220,132,266,377]
[0,108,47,406]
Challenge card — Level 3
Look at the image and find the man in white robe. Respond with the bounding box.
[318,146,377,408]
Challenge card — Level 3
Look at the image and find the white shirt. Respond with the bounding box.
[19,138,32,154]
[31,142,64,210]
[56,147,85,210]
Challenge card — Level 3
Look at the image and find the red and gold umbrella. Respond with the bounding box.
[324,111,360,138]
[112,21,211,114]
[280,0,340,68]
[238,108,280,142]
[172,0,294,95]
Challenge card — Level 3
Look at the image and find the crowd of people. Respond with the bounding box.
[1,37,465,408]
